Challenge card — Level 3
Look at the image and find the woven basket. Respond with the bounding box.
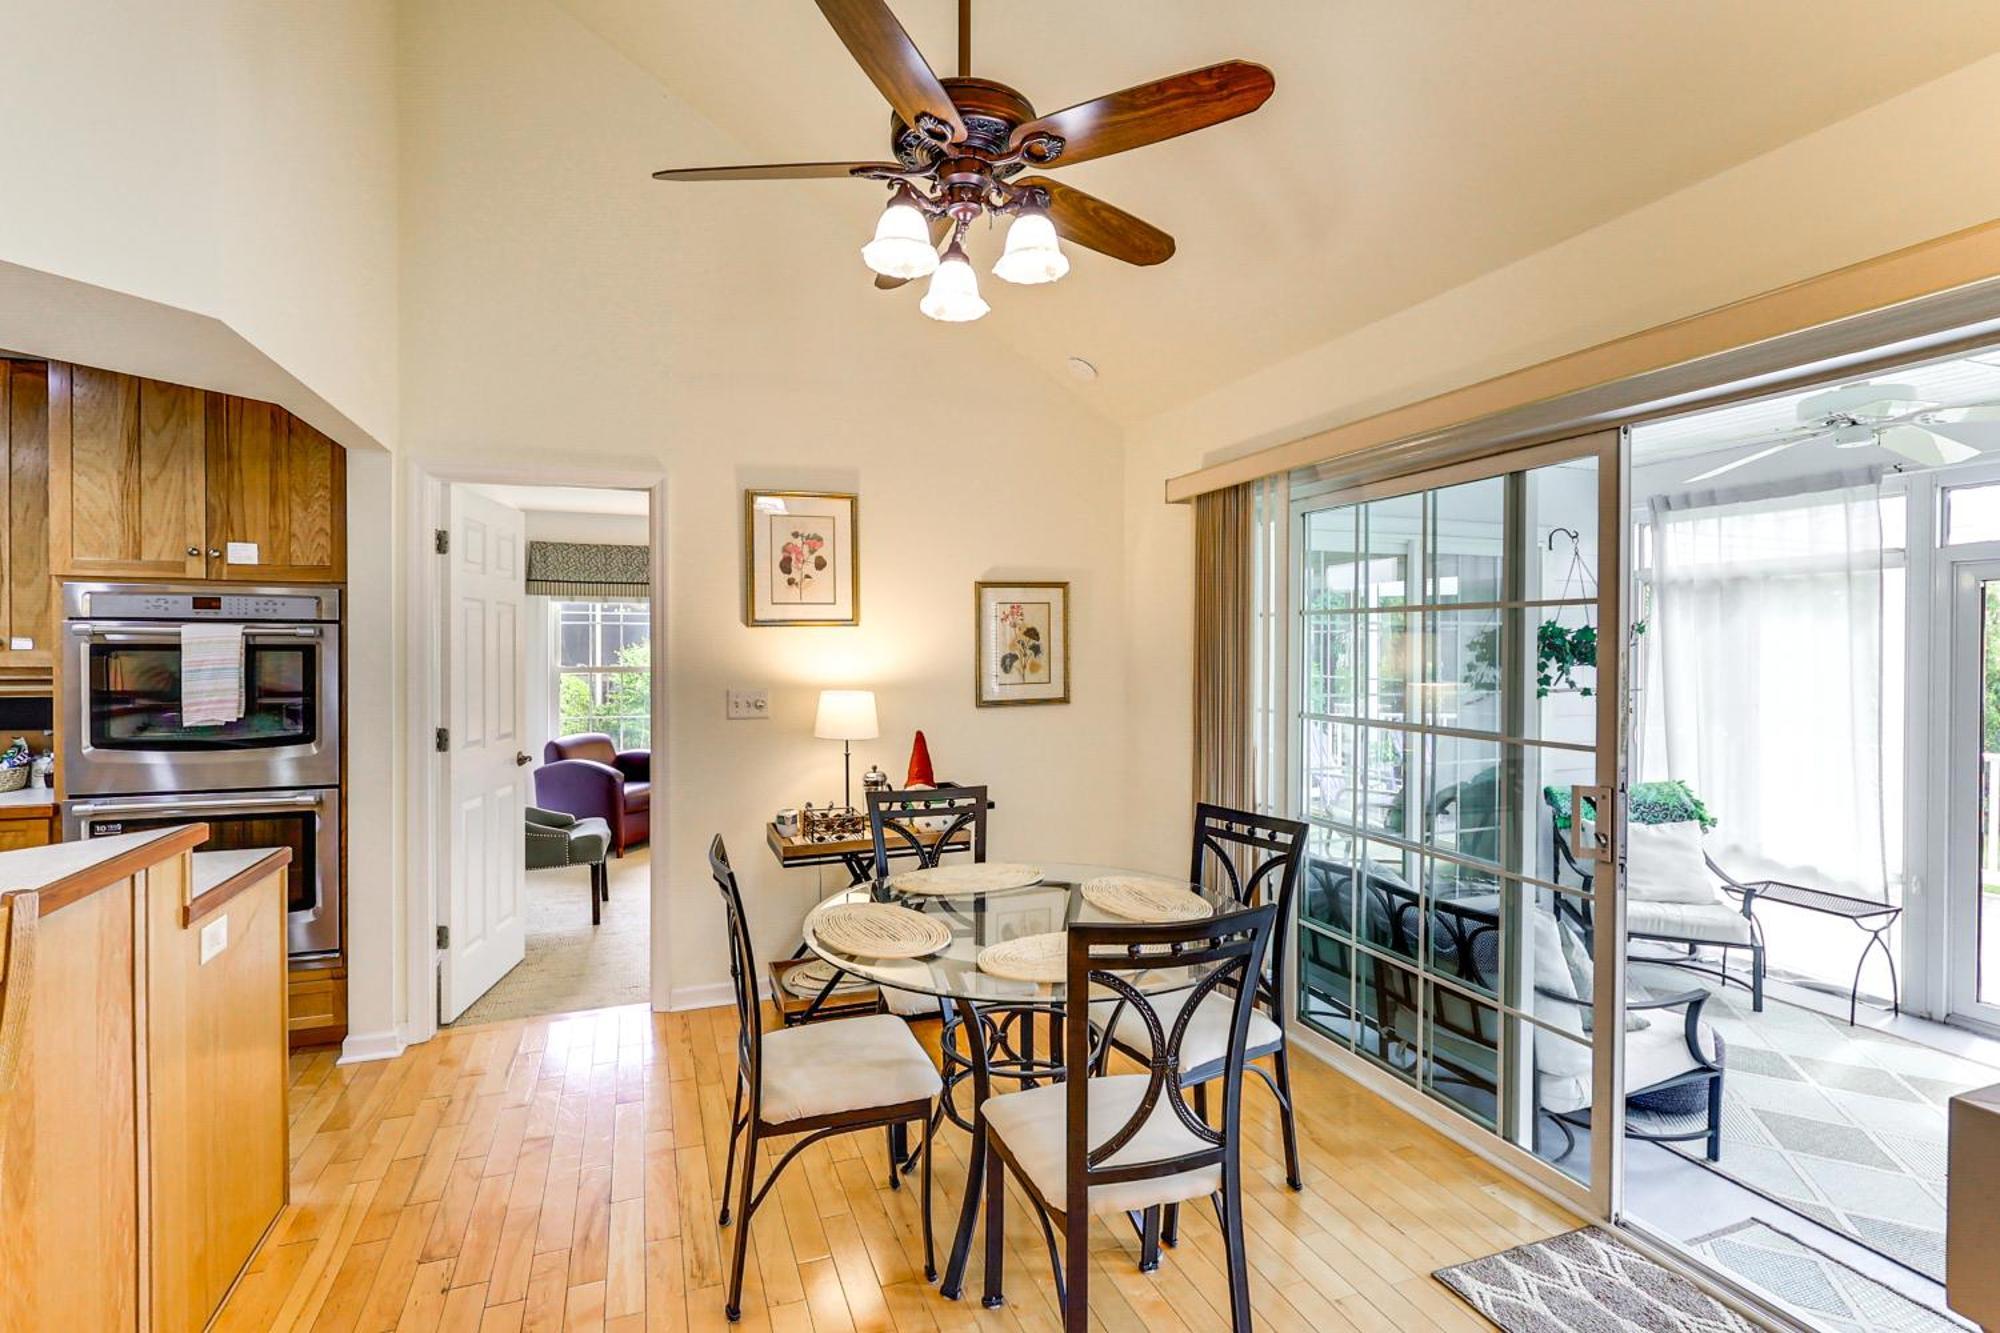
[0,766,30,794]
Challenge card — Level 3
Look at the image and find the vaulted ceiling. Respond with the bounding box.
[556,0,2000,423]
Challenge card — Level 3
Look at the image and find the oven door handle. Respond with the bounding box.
[69,625,322,641]
[69,793,325,818]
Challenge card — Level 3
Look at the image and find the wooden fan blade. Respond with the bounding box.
[1017,177,1174,266]
[815,0,965,144]
[1008,60,1274,168]
[652,161,902,182]
[875,214,953,289]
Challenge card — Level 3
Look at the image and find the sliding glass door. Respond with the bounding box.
[1289,430,1625,1212]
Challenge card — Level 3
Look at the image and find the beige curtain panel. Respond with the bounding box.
[1193,483,1255,810]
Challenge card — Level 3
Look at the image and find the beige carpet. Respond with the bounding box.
[452,847,651,1027]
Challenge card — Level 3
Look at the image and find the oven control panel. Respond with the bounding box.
[81,591,331,621]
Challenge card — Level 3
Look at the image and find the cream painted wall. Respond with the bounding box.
[1118,52,2000,871]
[0,0,399,448]
[396,0,1127,1005]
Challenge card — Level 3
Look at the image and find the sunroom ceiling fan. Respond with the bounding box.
[651,0,1275,321]
[1685,380,2000,484]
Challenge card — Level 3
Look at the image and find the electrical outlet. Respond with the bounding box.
[726,689,770,720]
[199,915,228,964]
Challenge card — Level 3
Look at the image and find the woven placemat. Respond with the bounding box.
[780,957,875,998]
[889,862,1043,896]
[1081,875,1213,923]
[812,903,951,959]
[977,931,1068,984]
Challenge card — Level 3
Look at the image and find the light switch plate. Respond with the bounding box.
[726,689,770,720]
[199,915,228,964]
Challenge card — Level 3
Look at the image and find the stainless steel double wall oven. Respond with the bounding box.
[61,583,343,957]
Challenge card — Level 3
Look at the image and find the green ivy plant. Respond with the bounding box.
[1536,620,1596,698]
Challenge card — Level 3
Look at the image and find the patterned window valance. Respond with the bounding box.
[525,541,650,599]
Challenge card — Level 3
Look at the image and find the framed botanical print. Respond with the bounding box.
[974,581,1069,706]
[744,490,859,626]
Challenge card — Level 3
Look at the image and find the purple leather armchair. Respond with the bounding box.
[535,734,651,855]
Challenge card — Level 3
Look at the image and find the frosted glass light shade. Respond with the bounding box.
[861,196,939,280]
[814,689,879,741]
[920,244,989,322]
[992,209,1068,285]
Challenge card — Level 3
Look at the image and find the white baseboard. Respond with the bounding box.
[670,979,770,1012]
[338,1029,408,1064]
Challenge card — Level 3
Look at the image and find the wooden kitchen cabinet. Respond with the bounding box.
[46,363,346,585]
[48,362,208,580]
[206,394,346,582]
[0,360,53,671]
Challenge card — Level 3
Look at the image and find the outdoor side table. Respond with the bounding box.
[1739,879,1900,1025]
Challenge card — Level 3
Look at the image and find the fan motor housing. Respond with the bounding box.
[892,77,1038,172]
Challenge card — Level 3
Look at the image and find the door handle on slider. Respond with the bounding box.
[1569,784,1614,865]
[515,752,532,767]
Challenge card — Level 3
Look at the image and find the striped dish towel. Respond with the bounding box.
[180,623,246,727]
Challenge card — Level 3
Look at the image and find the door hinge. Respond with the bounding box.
[436,924,449,950]
[434,528,450,555]
[434,726,450,753]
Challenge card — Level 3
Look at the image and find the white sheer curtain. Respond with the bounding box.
[1641,471,1890,900]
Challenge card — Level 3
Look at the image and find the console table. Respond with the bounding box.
[1741,879,1900,1024]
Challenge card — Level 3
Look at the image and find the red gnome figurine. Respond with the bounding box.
[905,730,936,788]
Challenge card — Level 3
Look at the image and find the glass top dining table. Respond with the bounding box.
[798,860,1242,1003]
[798,859,1245,1301]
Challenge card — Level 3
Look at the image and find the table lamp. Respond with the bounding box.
[814,689,878,810]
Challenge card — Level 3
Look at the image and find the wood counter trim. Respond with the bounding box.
[0,825,208,921]
[0,890,36,1101]
[184,848,291,928]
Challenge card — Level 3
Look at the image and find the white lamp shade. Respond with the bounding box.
[861,197,939,280]
[814,689,879,741]
[919,245,989,322]
[992,209,1069,285]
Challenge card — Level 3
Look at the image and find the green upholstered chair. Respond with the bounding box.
[526,806,612,925]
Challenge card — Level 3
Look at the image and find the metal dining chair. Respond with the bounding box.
[707,835,942,1322]
[975,903,1278,1332]
[1098,806,1308,1186]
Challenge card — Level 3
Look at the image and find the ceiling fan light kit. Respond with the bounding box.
[918,241,989,322]
[860,184,941,280]
[992,207,1069,286]
[654,0,1274,323]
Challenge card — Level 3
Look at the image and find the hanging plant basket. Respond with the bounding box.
[1536,620,1596,698]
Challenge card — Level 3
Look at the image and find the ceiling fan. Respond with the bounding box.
[652,0,1275,322]
[1684,380,2000,483]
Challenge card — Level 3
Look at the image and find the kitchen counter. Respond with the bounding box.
[0,784,54,812]
[190,846,292,926]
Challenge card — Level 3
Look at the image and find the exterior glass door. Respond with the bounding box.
[1290,430,1623,1212]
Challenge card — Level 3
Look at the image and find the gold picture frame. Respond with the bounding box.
[743,490,860,626]
[974,580,1070,706]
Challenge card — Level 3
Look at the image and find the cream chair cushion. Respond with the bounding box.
[1094,987,1283,1073]
[1625,821,1725,905]
[880,984,943,1018]
[759,1014,942,1125]
[982,1074,1220,1214]
[1627,899,1755,946]
[1537,1007,1721,1116]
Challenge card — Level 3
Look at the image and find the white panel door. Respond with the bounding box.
[440,486,530,1022]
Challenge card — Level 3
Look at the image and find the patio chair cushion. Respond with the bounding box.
[1626,820,1727,905]
[758,1014,941,1125]
[981,1073,1221,1213]
[1627,899,1755,946]
[1538,1010,1722,1116]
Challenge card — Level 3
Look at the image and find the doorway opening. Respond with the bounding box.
[432,480,659,1029]
[1619,340,2000,1324]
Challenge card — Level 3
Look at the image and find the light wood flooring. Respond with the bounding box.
[215,1003,1575,1331]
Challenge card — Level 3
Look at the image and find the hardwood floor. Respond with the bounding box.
[215,1003,1575,1331]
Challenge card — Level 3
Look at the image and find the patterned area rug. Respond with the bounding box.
[1690,1221,1969,1333]
[1436,1227,1756,1332]
[452,849,650,1027]
[1634,958,2000,1282]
